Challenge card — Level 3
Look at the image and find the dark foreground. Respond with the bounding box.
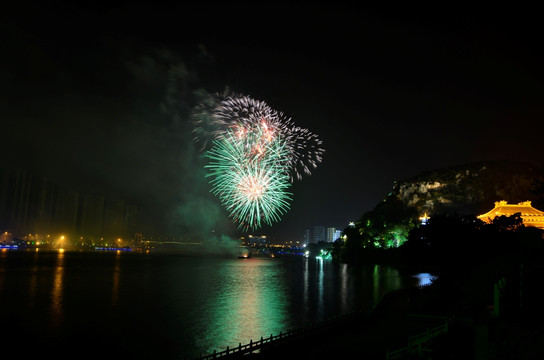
[218,250,544,359]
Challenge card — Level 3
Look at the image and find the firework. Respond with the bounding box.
[205,125,292,231]
[193,92,324,231]
[284,125,324,181]
[194,93,324,179]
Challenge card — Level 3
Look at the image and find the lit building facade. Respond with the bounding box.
[241,234,267,247]
[326,227,341,242]
[478,200,544,229]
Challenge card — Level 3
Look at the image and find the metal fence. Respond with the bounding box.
[385,320,449,360]
[198,312,361,359]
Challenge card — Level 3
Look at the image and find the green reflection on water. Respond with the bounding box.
[196,258,288,353]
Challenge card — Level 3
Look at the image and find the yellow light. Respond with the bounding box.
[58,248,65,253]
[419,212,430,224]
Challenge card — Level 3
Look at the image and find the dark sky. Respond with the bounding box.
[2,3,543,241]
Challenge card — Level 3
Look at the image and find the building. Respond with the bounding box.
[305,226,326,244]
[304,228,310,245]
[478,200,544,229]
[326,227,342,242]
[326,227,335,242]
[242,234,267,247]
[304,226,343,244]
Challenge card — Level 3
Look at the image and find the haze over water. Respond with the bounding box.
[0,251,435,359]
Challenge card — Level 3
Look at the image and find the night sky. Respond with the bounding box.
[2,3,543,241]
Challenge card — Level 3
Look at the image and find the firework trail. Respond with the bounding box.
[193,92,324,231]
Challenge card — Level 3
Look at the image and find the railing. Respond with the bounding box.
[198,312,361,359]
[385,320,449,360]
[199,283,440,359]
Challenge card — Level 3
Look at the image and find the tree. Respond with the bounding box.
[489,212,524,232]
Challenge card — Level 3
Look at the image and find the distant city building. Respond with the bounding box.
[326,227,334,242]
[305,225,326,244]
[478,200,544,229]
[305,226,343,244]
[243,234,267,247]
[326,227,341,242]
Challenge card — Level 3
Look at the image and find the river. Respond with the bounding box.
[0,250,436,359]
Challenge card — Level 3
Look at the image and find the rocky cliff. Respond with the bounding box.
[391,160,544,216]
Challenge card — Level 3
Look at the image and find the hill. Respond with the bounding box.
[333,160,544,263]
[393,160,544,216]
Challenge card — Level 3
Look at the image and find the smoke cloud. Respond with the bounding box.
[1,33,235,242]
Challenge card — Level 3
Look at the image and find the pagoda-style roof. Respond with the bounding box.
[478,200,544,229]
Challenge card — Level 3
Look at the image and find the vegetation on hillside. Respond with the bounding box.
[333,211,543,267]
[333,160,544,266]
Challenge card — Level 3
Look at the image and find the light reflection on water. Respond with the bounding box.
[112,252,121,306]
[0,252,436,359]
[412,272,438,287]
[194,258,288,354]
[50,250,64,329]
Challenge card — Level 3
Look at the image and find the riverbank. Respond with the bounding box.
[240,249,544,359]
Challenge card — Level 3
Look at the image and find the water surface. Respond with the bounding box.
[0,251,435,359]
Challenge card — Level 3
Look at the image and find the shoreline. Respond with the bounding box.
[216,249,544,359]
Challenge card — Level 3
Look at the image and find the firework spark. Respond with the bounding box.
[194,92,323,231]
[205,126,292,231]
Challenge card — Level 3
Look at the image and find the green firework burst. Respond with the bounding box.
[205,124,292,231]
